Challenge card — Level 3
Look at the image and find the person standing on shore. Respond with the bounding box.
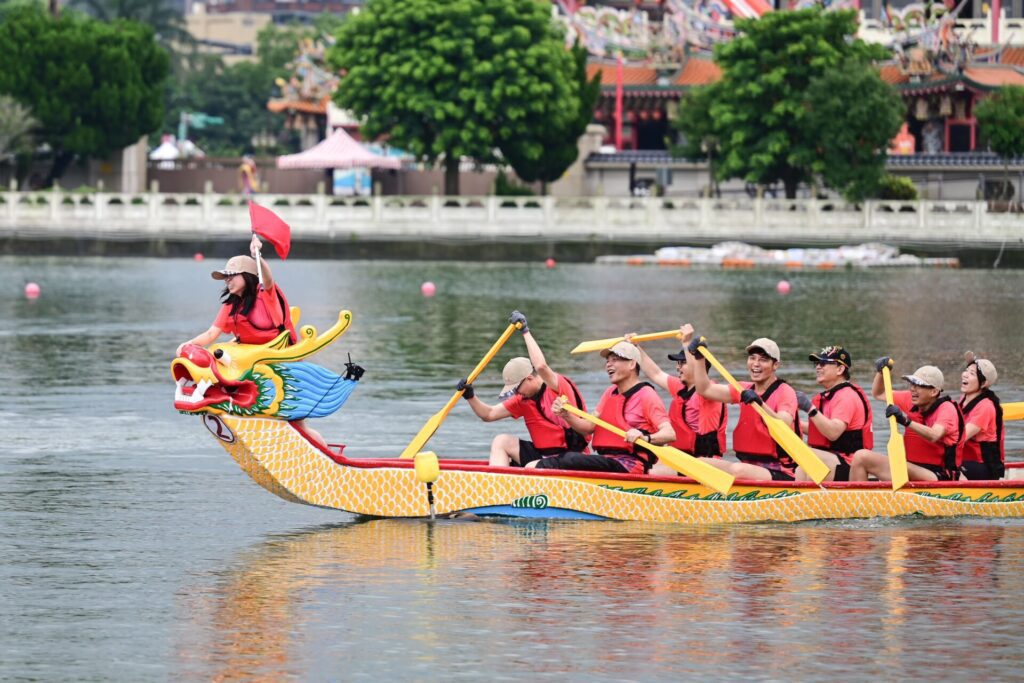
[848,361,962,482]
[239,155,259,197]
[457,311,590,468]
[688,335,801,481]
[958,357,1005,480]
[793,345,873,482]
[550,341,675,474]
[627,324,728,477]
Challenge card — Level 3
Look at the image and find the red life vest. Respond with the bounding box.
[905,395,963,470]
[959,391,1004,475]
[807,381,874,455]
[669,385,726,456]
[591,382,658,468]
[524,375,590,454]
[732,378,800,471]
[229,285,298,346]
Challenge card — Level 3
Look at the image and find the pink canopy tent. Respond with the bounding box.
[276,128,402,170]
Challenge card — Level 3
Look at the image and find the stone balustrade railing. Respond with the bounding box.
[2,191,1022,249]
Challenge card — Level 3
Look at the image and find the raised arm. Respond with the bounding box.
[251,234,275,291]
[871,356,892,401]
[687,332,734,404]
[627,333,670,392]
[513,310,560,390]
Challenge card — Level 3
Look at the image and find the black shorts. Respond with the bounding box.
[514,439,565,467]
[960,460,1002,481]
[532,452,630,473]
[833,461,851,482]
[735,453,795,481]
[912,461,956,481]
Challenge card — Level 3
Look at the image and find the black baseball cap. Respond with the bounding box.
[809,345,852,368]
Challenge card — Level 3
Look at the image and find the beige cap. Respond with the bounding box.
[903,365,944,390]
[499,357,534,398]
[600,341,641,363]
[212,255,258,280]
[974,359,998,387]
[746,338,780,362]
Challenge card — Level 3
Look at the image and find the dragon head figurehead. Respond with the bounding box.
[171,309,357,419]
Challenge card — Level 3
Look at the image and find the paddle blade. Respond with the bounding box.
[1004,401,1024,421]
[882,367,909,490]
[650,443,734,494]
[400,408,447,459]
[571,329,680,354]
[757,406,830,484]
[887,417,909,490]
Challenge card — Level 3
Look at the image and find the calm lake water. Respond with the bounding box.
[2,256,1024,680]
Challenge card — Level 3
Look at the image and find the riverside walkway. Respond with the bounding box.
[2,190,1022,262]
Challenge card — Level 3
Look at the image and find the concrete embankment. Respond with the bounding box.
[3,191,1023,267]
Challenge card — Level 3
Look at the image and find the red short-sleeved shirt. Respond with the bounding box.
[667,376,724,434]
[213,285,283,337]
[893,390,960,446]
[596,384,669,433]
[821,386,868,430]
[963,398,997,443]
[503,375,575,428]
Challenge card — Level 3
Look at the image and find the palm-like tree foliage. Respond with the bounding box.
[0,94,38,162]
[68,0,193,49]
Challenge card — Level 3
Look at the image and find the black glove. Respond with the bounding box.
[456,377,475,400]
[687,336,707,358]
[875,356,894,373]
[740,388,763,406]
[796,391,813,413]
[344,360,365,381]
[885,404,910,427]
[509,310,529,333]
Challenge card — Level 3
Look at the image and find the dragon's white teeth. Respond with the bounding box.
[175,378,210,404]
[193,379,212,401]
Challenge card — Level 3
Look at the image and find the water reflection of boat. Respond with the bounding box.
[199,414,1024,523]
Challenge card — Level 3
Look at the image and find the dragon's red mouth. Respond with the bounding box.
[172,359,258,412]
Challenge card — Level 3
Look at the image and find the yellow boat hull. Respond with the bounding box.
[205,415,1024,523]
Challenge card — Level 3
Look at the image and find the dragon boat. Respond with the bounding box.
[172,310,1024,524]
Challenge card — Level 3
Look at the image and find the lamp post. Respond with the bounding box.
[701,137,718,198]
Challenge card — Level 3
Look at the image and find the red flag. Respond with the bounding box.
[248,201,291,259]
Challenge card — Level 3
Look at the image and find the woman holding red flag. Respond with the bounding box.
[176,234,295,353]
[177,205,329,450]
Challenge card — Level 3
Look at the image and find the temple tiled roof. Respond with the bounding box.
[586,62,660,86]
[673,58,721,86]
[267,96,331,115]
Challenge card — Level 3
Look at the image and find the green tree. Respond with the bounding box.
[67,0,193,53]
[803,59,904,201]
[976,86,1024,204]
[501,41,600,195]
[163,54,282,156]
[677,8,889,198]
[0,3,169,184]
[327,0,580,195]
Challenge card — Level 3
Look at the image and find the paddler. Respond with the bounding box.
[687,335,801,481]
[958,356,1005,480]
[626,324,728,476]
[848,360,962,482]
[792,345,874,482]
[549,341,675,474]
[458,311,591,467]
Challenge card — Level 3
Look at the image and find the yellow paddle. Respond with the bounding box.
[698,344,830,484]
[571,329,681,354]
[881,366,909,490]
[400,322,521,459]
[559,400,734,494]
[1004,402,1024,421]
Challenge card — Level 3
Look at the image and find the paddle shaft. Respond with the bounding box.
[559,402,734,494]
[882,366,909,490]
[699,346,830,484]
[571,329,680,354]
[400,322,521,459]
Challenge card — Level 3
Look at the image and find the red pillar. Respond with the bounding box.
[993,0,1001,43]
[615,54,624,151]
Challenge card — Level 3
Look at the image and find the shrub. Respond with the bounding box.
[494,170,534,196]
[876,174,918,200]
